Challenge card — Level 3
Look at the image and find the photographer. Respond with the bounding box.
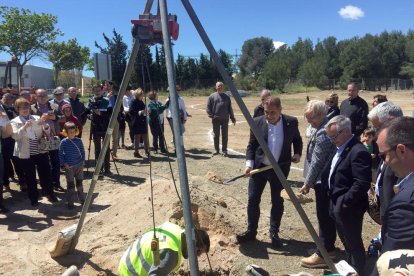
[87,85,113,175]
[31,88,65,192]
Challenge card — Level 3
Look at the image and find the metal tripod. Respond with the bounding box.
[70,0,338,274]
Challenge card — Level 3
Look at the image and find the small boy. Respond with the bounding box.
[59,122,86,209]
[362,128,380,178]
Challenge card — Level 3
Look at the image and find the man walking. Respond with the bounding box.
[206,82,236,157]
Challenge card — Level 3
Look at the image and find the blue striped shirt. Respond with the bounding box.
[59,137,85,166]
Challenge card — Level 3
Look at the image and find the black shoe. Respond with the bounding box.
[20,184,27,192]
[104,170,113,176]
[54,185,66,192]
[160,149,168,154]
[236,230,256,243]
[270,232,283,248]
[0,204,10,213]
[222,152,229,157]
[212,151,220,157]
[47,194,58,203]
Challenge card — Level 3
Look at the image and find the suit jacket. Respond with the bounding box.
[246,115,303,177]
[321,136,371,212]
[377,162,398,223]
[253,104,264,118]
[382,173,414,252]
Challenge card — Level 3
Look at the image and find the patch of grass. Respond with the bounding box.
[281,83,321,94]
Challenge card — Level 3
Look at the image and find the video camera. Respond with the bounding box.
[89,97,103,110]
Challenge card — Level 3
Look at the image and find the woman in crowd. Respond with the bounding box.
[11,98,57,207]
[372,94,388,107]
[147,91,167,153]
[129,89,149,158]
[59,104,83,138]
[325,93,340,120]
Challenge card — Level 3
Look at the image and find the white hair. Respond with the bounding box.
[368,101,403,123]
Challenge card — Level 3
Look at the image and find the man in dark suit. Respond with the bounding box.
[368,101,403,225]
[321,115,371,275]
[376,117,414,252]
[236,96,303,247]
[253,89,270,118]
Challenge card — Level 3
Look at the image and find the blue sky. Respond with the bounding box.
[1,0,413,77]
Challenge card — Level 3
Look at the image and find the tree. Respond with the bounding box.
[48,38,90,86]
[0,6,62,85]
[289,38,314,78]
[297,57,328,88]
[95,29,128,86]
[259,45,291,91]
[237,37,274,81]
[400,30,414,79]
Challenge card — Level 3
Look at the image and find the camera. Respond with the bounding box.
[89,97,102,110]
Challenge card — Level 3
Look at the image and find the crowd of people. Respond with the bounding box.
[1,80,414,275]
[0,81,190,212]
[229,83,413,276]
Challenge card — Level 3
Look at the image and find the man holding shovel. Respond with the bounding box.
[236,96,302,247]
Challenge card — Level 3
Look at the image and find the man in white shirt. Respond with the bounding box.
[236,96,302,248]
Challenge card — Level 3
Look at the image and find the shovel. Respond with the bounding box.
[223,165,273,184]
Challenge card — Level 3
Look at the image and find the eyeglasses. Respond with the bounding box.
[37,94,47,98]
[328,128,344,141]
[378,146,397,161]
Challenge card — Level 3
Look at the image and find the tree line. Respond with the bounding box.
[237,33,414,92]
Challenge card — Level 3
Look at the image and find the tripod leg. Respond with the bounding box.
[110,151,120,176]
[86,126,93,175]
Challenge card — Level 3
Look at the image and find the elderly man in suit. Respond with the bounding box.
[376,117,414,252]
[236,96,302,247]
[368,102,403,225]
[321,115,371,275]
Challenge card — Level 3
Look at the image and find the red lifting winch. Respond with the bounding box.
[131,13,179,45]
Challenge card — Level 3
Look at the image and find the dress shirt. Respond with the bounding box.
[246,116,283,168]
[394,171,414,193]
[328,134,355,188]
[375,162,385,195]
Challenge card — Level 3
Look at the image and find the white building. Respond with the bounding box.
[0,62,54,89]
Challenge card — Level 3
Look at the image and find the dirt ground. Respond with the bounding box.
[1,90,413,276]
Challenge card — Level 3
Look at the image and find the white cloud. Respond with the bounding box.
[273,41,286,50]
[338,5,365,20]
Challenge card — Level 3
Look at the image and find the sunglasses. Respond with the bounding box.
[328,128,344,141]
[378,146,397,161]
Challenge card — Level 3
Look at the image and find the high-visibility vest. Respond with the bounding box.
[118,222,183,276]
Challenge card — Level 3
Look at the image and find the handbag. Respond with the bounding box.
[39,134,61,152]
[367,187,381,225]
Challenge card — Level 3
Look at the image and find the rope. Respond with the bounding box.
[141,44,213,273]
[140,47,156,238]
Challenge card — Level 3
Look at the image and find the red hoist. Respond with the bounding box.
[131,13,179,45]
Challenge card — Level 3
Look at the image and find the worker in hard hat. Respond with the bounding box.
[118,221,210,276]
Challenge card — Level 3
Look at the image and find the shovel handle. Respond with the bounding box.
[250,165,273,175]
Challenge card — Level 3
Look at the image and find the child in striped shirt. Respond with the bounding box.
[59,122,85,209]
